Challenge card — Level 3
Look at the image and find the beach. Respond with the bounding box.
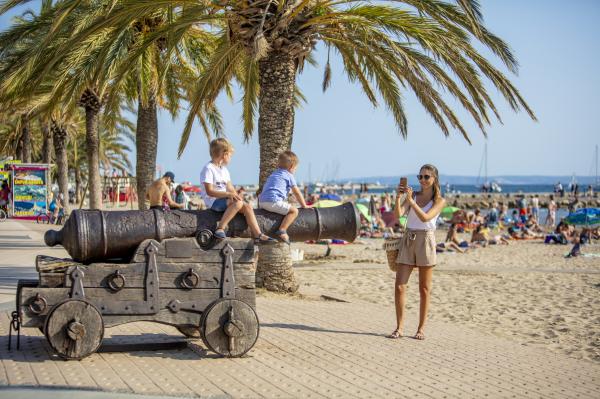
[292,232,600,363]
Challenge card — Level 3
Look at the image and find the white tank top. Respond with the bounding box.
[406,197,439,230]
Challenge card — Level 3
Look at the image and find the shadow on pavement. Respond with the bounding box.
[261,322,384,337]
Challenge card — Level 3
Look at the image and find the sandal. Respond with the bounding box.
[414,330,425,340]
[386,329,402,339]
[214,229,226,239]
[255,233,277,244]
[275,229,291,245]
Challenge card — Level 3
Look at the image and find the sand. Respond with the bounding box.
[291,231,600,363]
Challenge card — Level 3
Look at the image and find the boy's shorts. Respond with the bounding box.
[210,198,228,212]
[259,200,291,216]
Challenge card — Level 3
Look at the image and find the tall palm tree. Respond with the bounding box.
[20,1,536,183]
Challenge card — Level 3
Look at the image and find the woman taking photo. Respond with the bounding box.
[388,164,445,340]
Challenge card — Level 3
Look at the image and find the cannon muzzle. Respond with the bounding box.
[45,203,361,262]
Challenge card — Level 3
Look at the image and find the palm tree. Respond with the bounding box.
[0,1,220,210]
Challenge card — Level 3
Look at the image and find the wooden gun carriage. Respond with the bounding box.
[13,236,259,359]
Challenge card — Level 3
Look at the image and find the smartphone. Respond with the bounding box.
[399,177,407,191]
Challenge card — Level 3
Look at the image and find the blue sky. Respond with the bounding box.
[2,1,599,185]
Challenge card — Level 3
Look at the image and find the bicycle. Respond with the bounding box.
[36,210,52,224]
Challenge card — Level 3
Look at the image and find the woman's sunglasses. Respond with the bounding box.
[417,174,432,181]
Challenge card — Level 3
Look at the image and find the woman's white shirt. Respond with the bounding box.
[406,198,439,230]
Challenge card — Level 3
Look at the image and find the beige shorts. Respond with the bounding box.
[396,230,437,267]
[259,200,291,215]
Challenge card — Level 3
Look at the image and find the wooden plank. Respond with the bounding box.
[19,287,255,327]
[131,238,257,263]
[62,262,255,289]
[39,272,66,288]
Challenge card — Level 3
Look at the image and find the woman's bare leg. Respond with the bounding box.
[390,265,413,337]
[416,266,434,340]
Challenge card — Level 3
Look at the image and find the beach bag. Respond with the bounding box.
[383,222,407,271]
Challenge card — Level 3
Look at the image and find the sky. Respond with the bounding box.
[2,1,600,185]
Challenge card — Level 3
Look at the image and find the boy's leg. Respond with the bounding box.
[217,200,243,231]
[239,203,263,238]
[278,207,299,234]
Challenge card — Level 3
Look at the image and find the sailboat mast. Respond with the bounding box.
[484,142,488,183]
[596,144,600,187]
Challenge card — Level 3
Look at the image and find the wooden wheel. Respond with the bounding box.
[44,299,104,360]
[201,299,259,357]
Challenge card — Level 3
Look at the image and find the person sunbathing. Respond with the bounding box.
[437,241,467,253]
[446,223,470,248]
[471,224,489,247]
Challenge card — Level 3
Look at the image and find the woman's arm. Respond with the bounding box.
[407,195,446,223]
[393,194,409,219]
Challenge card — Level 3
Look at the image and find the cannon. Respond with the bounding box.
[10,204,360,360]
[45,203,360,263]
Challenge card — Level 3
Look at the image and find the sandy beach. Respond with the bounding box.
[292,231,600,363]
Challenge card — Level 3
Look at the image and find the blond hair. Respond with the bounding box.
[209,138,233,158]
[278,150,299,170]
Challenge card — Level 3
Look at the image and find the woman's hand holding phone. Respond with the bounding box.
[397,177,408,195]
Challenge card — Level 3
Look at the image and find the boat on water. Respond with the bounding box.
[476,142,502,193]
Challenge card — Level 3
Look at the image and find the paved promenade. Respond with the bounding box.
[1,219,599,398]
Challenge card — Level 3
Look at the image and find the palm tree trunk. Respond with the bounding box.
[135,95,158,210]
[52,122,70,215]
[15,133,23,161]
[257,51,296,189]
[85,107,102,209]
[256,51,298,293]
[21,115,32,163]
[41,121,53,164]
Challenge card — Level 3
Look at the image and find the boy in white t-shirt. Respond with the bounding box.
[200,138,275,242]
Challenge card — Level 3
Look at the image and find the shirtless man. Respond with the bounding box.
[147,172,183,210]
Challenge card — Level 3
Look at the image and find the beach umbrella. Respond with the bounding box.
[182,185,201,193]
[312,199,342,208]
[564,208,600,227]
[399,215,407,227]
[319,193,342,201]
[355,203,371,222]
[441,206,460,220]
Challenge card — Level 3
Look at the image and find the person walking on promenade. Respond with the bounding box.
[147,172,184,210]
[531,194,540,221]
[545,194,557,228]
[388,164,445,341]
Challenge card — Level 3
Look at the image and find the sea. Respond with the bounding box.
[330,184,566,196]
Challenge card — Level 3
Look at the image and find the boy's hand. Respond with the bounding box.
[229,192,243,202]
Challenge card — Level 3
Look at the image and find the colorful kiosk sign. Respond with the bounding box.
[10,164,49,219]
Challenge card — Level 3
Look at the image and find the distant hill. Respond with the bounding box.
[337,175,599,186]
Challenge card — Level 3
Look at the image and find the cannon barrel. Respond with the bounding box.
[44,203,360,263]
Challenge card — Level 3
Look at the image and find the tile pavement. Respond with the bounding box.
[0,218,599,398]
[0,296,599,398]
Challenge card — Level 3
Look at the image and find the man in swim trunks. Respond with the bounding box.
[147,172,184,210]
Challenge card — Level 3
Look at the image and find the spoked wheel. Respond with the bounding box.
[0,209,7,222]
[201,299,259,358]
[44,299,104,360]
